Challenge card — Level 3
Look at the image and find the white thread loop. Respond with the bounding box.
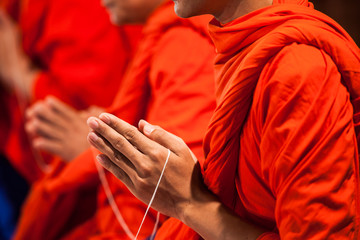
[92,148,135,239]
[134,149,171,240]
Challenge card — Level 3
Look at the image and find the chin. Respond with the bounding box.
[173,0,208,19]
[174,3,194,18]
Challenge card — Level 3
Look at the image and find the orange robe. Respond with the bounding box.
[14,1,216,239]
[0,0,140,182]
[155,0,360,239]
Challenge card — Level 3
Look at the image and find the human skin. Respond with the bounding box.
[172,0,272,24]
[25,97,103,162]
[101,0,164,25]
[0,10,39,101]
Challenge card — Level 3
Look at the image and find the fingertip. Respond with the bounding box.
[25,108,33,119]
[87,117,99,129]
[99,113,111,125]
[32,138,42,149]
[24,121,33,134]
[45,95,55,105]
[143,121,155,136]
[87,131,99,143]
[138,119,147,130]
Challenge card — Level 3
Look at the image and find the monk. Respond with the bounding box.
[0,0,139,183]
[88,0,360,239]
[14,0,216,239]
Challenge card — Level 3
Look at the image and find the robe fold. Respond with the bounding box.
[155,0,360,239]
[0,0,140,182]
[14,1,216,239]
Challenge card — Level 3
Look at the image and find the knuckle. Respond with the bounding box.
[151,149,163,159]
[123,127,137,141]
[113,138,125,150]
[136,177,150,190]
[140,164,151,177]
[113,151,123,162]
[154,128,165,138]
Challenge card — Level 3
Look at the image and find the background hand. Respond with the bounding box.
[26,96,103,162]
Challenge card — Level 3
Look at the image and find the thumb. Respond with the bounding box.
[138,120,187,156]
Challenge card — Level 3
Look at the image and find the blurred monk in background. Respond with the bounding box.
[0,0,141,239]
[14,0,216,239]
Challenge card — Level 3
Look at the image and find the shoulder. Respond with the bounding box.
[253,43,343,126]
[255,43,340,106]
[259,43,332,89]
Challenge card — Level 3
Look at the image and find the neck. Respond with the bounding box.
[213,0,273,24]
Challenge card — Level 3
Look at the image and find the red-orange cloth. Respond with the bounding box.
[0,0,138,182]
[155,0,360,239]
[14,1,216,240]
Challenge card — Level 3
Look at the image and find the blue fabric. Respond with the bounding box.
[0,155,28,240]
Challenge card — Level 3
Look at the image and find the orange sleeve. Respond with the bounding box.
[257,43,357,239]
[146,26,216,159]
[29,0,130,109]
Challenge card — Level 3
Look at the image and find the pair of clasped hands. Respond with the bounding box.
[87,113,207,221]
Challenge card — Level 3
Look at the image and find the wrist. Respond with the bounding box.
[15,55,39,100]
[180,185,220,227]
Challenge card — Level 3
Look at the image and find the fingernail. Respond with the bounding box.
[100,113,111,125]
[88,132,99,142]
[143,122,155,135]
[88,118,99,129]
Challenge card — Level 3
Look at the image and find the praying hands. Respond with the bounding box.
[26,96,103,161]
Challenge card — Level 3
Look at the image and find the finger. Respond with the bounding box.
[138,120,188,157]
[96,154,133,189]
[32,137,63,155]
[25,105,35,120]
[87,131,138,177]
[98,113,167,158]
[25,117,64,140]
[30,101,67,129]
[88,116,150,161]
[46,96,77,120]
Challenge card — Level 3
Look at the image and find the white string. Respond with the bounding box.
[134,149,171,240]
[92,148,136,240]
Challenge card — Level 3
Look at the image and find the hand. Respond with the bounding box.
[0,9,38,99]
[26,96,103,162]
[87,113,208,221]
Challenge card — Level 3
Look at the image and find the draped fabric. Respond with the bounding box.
[156,0,360,239]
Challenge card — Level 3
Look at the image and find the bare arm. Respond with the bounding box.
[0,10,39,101]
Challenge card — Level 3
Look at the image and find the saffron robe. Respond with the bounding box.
[14,1,216,239]
[0,0,139,182]
[155,0,360,239]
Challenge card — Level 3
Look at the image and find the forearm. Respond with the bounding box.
[182,188,265,240]
[11,56,40,101]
